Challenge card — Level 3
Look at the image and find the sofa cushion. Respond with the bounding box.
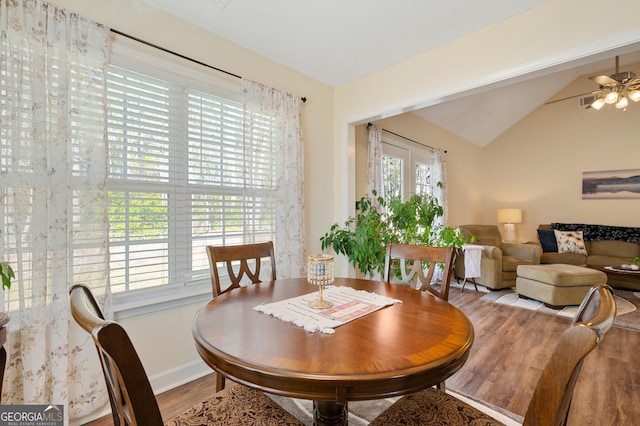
[540,252,586,265]
[588,239,640,258]
[588,255,635,267]
[502,256,534,272]
[459,225,503,246]
[537,229,558,253]
[554,230,588,255]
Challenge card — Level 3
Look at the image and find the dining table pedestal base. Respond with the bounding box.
[313,400,347,426]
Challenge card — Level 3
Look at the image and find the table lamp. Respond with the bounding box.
[497,208,522,243]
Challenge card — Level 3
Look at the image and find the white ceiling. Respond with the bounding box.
[143,0,550,87]
[142,0,640,146]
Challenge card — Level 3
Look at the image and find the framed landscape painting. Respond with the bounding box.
[582,168,640,199]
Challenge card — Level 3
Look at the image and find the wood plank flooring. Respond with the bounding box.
[83,286,640,425]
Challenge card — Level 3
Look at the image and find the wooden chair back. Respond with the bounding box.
[383,243,456,301]
[524,284,616,426]
[206,241,276,297]
[572,284,616,339]
[0,313,9,403]
[70,284,164,425]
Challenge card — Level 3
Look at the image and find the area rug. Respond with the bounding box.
[480,288,640,332]
[267,389,520,425]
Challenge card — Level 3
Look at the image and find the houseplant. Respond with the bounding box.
[0,262,14,291]
[320,189,468,279]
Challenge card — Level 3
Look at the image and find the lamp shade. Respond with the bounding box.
[497,208,522,224]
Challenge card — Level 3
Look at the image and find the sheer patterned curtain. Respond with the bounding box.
[432,149,448,226]
[242,80,306,278]
[0,0,110,421]
[366,124,383,196]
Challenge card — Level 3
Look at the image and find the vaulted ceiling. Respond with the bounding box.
[412,50,640,146]
[142,0,640,146]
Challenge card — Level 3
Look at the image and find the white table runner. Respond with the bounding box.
[253,285,402,334]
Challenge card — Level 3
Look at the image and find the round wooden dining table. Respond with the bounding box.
[192,277,474,426]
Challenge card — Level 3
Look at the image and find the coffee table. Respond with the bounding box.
[587,265,640,291]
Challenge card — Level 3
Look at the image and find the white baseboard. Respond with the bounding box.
[149,359,213,394]
[70,360,213,425]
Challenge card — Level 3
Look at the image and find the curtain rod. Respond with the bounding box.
[110,28,306,103]
[367,123,445,153]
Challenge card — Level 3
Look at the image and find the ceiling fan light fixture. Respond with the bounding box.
[604,91,619,104]
[628,90,640,102]
[554,56,638,111]
[616,96,629,109]
[590,97,606,110]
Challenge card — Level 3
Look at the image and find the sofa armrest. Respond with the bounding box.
[480,245,501,259]
[502,242,541,264]
[478,245,502,288]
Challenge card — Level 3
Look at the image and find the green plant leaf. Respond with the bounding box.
[319,188,466,280]
[0,262,15,291]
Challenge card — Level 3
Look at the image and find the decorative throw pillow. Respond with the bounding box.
[537,229,558,253]
[553,230,588,255]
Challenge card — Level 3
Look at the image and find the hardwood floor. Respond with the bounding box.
[83,286,640,425]
[449,287,640,425]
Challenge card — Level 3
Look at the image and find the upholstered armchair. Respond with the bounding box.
[454,224,541,289]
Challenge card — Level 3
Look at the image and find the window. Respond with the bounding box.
[107,37,276,299]
[380,134,435,205]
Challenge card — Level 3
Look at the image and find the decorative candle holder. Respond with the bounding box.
[307,254,334,309]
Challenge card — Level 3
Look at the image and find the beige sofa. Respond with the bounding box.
[455,224,541,290]
[536,223,640,290]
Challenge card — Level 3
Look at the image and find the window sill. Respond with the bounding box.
[113,281,212,320]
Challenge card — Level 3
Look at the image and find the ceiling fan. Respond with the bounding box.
[546,56,640,109]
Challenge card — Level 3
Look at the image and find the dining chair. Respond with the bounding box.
[369,284,617,426]
[69,284,303,426]
[0,313,10,404]
[68,284,123,420]
[206,241,276,391]
[383,242,456,302]
[383,242,456,392]
[206,241,276,297]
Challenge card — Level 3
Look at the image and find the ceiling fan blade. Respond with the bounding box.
[589,75,619,86]
[544,90,604,105]
[626,78,640,88]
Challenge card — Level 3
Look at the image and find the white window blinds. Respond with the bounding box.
[106,53,276,294]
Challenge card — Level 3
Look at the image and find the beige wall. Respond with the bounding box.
[480,64,640,243]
